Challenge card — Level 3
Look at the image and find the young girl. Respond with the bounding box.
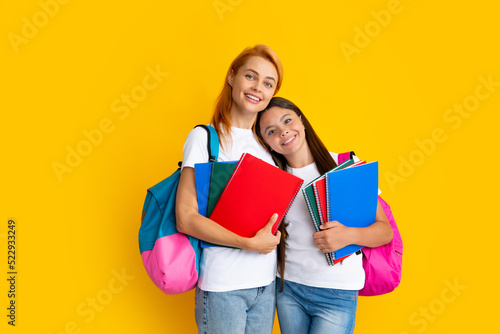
[255,97,393,334]
[175,45,283,333]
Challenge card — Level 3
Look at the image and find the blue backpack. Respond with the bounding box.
[139,125,219,294]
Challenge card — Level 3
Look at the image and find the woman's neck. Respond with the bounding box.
[229,107,257,129]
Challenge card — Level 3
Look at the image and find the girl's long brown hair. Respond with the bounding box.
[255,97,338,292]
[211,45,283,149]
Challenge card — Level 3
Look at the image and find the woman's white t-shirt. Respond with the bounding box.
[181,126,277,292]
[281,152,367,290]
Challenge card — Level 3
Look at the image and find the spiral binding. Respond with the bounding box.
[312,182,325,225]
[325,174,331,223]
[302,187,334,266]
[312,181,336,264]
[274,180,304,235]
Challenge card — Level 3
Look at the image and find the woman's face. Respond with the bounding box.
[259,106,308,158]
[228,56,278,115]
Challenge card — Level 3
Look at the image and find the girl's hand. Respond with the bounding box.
[244,213,281,255]
[313,200,393,253]
[313,221,353,253]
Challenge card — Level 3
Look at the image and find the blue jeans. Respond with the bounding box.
[195,281,276,334]
[276,278,358,334]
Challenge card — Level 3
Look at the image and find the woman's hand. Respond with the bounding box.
[243,213,281,255]
[313,221,353,253]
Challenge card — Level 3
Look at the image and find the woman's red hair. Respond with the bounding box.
[211,45,283,148]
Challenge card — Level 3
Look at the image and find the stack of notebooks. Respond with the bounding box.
[302,159,379,265]
[194,153,304,248]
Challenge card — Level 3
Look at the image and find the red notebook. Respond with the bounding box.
[312,178,327,224]
[209,153,304,238]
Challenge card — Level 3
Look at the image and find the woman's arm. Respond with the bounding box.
[312,199,393,253]
[175,166,281,254]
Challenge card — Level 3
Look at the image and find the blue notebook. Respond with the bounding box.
[194,160,238,248]
[194,161,238,217]
[325,161,379,260]
[194,162,213,217]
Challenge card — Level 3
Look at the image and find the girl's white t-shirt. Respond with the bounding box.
[281,152,367,290]
[181,125,277,292]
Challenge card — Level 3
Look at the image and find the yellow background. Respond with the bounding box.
[2,0,498,333]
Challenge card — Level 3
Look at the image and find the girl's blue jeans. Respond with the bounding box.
[276,277,358,334]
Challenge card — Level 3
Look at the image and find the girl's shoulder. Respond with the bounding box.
[328,152,338,162]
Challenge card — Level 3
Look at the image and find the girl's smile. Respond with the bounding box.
[281,134,297,146]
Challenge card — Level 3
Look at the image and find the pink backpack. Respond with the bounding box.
[338,152,403,296]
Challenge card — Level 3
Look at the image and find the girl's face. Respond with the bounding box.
[228,56,278,115]
[259,106,308,158]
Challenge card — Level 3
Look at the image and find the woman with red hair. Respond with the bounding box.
[176,45,284,333]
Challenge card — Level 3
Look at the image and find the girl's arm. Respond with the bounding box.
[313,199,393,253]
[175,166,281,254]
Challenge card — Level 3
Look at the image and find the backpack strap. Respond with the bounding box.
[177,125,220,168]
[194,124,219,162]
[337,151,356,165]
